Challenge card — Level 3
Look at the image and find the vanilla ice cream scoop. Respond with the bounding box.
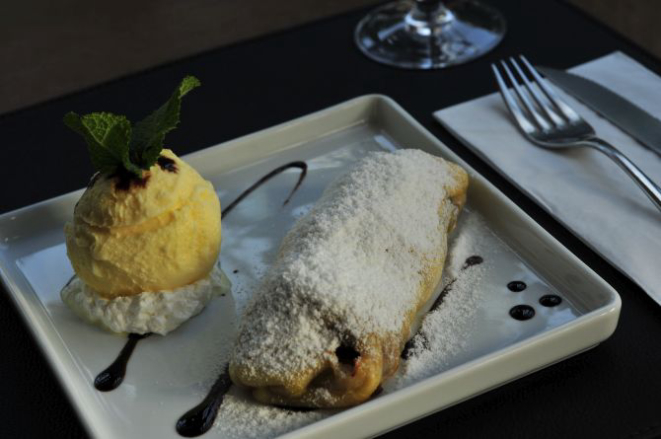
[65,149,221,298]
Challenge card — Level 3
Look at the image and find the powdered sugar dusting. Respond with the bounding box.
[388,213,490,389]
[214,388,331,439]
[232,149,460,382]
[214,213,498,437]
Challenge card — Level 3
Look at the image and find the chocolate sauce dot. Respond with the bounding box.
[114,170,149,191]
[509,305,535,321]
[157,156,178,173]
[539,294,563,307]
[507,281,527,292]
[463,255,483,268]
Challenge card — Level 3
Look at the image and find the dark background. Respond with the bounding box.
[2,0,661,116]
[1,0,661,438]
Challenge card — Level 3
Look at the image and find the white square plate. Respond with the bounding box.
[0,95,620,439]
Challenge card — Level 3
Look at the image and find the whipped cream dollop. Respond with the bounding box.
[61,264,231,335]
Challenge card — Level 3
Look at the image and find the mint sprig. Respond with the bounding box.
[64,76,201,177]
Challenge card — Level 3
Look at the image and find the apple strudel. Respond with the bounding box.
[229,149,468,408]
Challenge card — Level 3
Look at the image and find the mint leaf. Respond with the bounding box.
[130,76,201,169]
[64,112,142,176]
[64,75,200,177]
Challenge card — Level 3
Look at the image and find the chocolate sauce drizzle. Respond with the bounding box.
[176,365,232,437]
[221,161,308,219]
[401,255,484,360]
[94,333,151,391]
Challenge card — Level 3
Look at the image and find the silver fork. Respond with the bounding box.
[492,55,661,212]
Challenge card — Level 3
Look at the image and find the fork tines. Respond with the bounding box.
[491,55,580,134]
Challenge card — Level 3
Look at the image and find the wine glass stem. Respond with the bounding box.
[415,0,443,13]
[410,0,454,30]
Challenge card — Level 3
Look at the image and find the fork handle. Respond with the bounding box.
[587,137,661,212]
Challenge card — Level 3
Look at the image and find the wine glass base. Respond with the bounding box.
[355,0,506,69]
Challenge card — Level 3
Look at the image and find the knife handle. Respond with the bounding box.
[587,137,661,213]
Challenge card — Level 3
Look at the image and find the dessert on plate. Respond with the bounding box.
[229,149,468,408]
[61,76,229,335]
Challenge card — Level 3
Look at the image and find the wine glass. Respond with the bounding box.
[355,0,506,69]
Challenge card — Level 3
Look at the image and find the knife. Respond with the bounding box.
[537,66,661,157]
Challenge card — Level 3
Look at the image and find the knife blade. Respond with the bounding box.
[537,66,661,156]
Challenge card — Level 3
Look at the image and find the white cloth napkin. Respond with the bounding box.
[435,52,661,305]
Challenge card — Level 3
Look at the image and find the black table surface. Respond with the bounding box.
[2,1,661,438]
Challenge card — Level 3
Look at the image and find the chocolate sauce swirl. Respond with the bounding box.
[94,333,151,391]
[221,161,307,219]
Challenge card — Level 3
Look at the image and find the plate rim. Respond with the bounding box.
[0,94,621,439]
